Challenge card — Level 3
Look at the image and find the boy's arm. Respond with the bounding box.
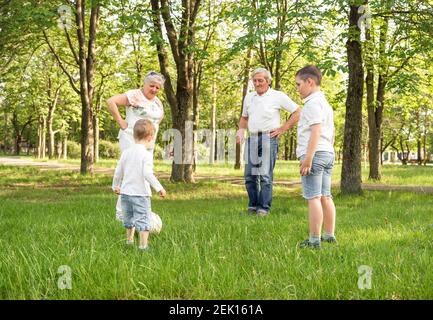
[142,158,164,194]
[112,157,124,192]
[300,124,321,176]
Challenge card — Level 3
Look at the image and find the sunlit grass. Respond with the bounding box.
[1,165,432,299]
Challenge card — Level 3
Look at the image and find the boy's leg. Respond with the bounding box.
[321,152,336,241]
[126,228,135,243]
[321,196,336,236]
[132,197,152,249]
[139,231,150,248]
[308,197,323,239]
[121,195,135,243]
[300,153,325,247]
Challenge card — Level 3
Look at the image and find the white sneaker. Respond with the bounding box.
[138,245,149,251]
[126,240,134,245]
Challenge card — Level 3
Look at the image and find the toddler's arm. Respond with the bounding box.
[142,156,165,196]
[112,157,125,192]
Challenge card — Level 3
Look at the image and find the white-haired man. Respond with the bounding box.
[236,68,301,216]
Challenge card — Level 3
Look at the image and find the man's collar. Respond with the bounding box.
[254,87,273,97]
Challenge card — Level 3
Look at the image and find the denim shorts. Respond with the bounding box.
[300,151,335,200]
[121,194,151,232]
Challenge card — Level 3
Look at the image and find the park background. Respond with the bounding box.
[0,0,432,299]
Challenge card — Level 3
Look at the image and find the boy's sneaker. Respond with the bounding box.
[299,239,321,249]
[126,240,134,246]
[138,245,149,251]
[321,236,337,243]
[256,209,269,217]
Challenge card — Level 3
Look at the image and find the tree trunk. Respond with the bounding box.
[150,0,201,182]
[3,112,8,154]
[235,48,252,169]
[93,113,99,163]
[37,115,47,159]
[209,79,217,164]
[341,4,364,194]
[63,135,68,160]
[75,0,99,175]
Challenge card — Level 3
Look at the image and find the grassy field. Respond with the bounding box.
[1,165,433,299]
[27,156,433,186]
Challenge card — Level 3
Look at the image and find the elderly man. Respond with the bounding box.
[236,68,301,216]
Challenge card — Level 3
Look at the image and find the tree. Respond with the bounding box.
[150,0,202,182]
[341,2,364,194]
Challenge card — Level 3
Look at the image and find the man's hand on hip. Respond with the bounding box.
[270,127,285,138]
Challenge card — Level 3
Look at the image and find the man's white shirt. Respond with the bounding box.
[242,88,299,133]
[112,144,163,196]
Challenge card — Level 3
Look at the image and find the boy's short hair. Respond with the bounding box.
[296,65,322,85]
[133,119,155,141]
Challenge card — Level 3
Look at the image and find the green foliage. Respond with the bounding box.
[98,140,120,159]
[67,141,81,159]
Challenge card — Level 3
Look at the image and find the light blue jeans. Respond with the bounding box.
[300,151,335,200]
[121,194,151,232]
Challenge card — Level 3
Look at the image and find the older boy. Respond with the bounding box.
[112,119,166,250]
[295,65,336,249]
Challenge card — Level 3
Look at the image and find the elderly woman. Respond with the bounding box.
[107,71,165,221]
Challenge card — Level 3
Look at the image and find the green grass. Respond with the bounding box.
[24,155,433,187]
[1,165,433,299]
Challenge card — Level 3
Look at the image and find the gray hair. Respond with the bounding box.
[251,68,272,84]
[144,71,165,86]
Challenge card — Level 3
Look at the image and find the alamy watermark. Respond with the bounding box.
[158,121,273,174]
[57,5,72,30]
[358,5,372,30]
[57,265,72,290]
[358,265,373,290]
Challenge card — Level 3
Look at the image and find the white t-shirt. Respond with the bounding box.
[296,91,334,158]
[242,88,299,133]
[112,144,163,197]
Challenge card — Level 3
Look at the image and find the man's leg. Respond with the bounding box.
[257,136,278,214]
[245,136,259,211]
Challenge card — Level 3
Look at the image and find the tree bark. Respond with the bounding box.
[150,0,201,182]
[341,4,364,194]
[235,48,252,169]
[75,0,100,174]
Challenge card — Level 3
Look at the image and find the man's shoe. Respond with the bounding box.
[256,209,269,217]
[299,239,321,249]
[243,207,256,215]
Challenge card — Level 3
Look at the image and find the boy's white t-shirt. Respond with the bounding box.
[242,88,299,133]
[112,144,163,197]
[296,91,334,158]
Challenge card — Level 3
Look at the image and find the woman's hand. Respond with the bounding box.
[119,119,128,130]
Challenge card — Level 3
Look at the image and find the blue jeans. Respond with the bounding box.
[121,194,151,232]
[244,134,279,212]
[300,151,335,200]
